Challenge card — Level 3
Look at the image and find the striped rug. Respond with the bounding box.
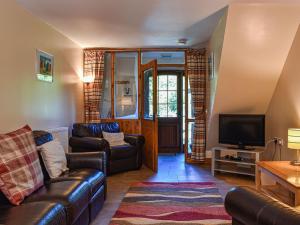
[109,182,231,225]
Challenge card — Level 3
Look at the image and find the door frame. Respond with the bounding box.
[141,60,158,172]
[157,70,184,153]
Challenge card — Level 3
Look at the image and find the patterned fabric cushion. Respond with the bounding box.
[0,125,44,205]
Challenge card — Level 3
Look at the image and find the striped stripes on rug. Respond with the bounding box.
[109,182,231,225]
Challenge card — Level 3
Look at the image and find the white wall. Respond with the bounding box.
[0,0,84,133]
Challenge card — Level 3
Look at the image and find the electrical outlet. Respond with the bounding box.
[274,137,284,146]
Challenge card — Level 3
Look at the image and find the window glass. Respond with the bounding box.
[188,122,195,154]
[157,75,178,118]
[142,51,185,64]
[144,69,153,119]
[188,79,195,119]
[114,52,138,119]
[100,53,112,118]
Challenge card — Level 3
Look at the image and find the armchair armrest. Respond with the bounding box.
[124,134,145,147]
[69,136,110,156]
[225,187,300,225]
[66,152,106,175]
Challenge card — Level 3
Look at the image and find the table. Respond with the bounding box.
[256,161,300,206]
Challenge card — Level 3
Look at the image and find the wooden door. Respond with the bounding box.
[141,60,158,172]
[157,72,182,153]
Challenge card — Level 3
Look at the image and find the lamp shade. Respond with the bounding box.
[288,128,300,149]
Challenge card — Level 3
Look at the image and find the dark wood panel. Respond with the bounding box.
[158,118,180,153]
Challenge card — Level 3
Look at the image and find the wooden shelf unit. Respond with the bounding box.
[211,147,264,177]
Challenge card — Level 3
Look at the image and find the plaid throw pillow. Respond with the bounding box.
[0,125,44,205]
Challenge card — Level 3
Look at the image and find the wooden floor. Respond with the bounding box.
[92,153,255,225]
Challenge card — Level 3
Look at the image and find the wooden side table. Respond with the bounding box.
[256,161,300,206]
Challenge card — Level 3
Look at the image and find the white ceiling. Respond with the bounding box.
[16,0,234,48]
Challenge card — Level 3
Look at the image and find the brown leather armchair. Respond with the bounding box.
[69,122,145,175]
[225,186,300,225]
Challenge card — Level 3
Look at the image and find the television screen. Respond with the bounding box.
[219,114,265,148]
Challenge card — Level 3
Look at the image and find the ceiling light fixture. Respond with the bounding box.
[177,38,188,46]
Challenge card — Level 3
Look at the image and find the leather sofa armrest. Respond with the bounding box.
[69,136,110,156]
[66,152,106,175]
[124,134,145,147]
[225,186,300,225]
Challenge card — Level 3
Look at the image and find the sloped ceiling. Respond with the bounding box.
[16,0,236,48]
[207,2,300,149]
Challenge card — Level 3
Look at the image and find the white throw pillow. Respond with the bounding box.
[102,131,127,147]
[39,140,68,178]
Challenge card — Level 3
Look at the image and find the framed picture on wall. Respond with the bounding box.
[36,50,54,82]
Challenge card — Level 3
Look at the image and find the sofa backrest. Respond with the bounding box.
[72,122,120,138]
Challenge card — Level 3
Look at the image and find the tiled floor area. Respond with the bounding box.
[92,154,255,225]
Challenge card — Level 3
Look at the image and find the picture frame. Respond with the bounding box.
[36,50,54,82]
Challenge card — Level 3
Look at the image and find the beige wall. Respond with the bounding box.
[265,26,300,161]
[207,3,300,150]
[0,1,83,133]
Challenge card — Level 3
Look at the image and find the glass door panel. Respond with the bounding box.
[143,69,154,119]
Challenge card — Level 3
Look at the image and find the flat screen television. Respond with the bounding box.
[219,114,265,150]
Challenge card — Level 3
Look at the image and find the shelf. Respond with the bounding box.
[214,168,255,177]
[214,162,255,177]
[213,147,264,154]
[215,157,255,166]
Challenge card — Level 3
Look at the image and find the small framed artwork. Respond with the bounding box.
[36,50,54,82]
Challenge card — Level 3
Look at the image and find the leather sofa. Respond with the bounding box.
[69,122,145,175]
[0,131,106,225]
[225,186,300,225]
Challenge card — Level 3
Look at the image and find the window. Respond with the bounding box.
[182,75,195,154]
[142,51,185,64]
[100,53,112,118]
[157,75,177,117]
[114,52,138,119]
[143,69,153,119]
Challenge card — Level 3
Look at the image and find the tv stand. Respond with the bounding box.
[227,146,255,151]
[211,147,264,177]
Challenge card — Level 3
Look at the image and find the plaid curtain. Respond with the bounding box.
[187,49,207,162]
[83,50,105,123]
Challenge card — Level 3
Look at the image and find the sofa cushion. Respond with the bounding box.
[110,144,137,160]
[33,130,54,146]
[102,131,127,147]
[25,180,90,225]
[72,123,120,138]
[0,202,66,225]
[50,169,105,196]
[39,140,68,178]
[0,125,44,205]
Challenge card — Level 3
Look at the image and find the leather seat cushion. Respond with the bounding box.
[0,202,66,225]
[110,144,137,160]
[24,180,90,224]
[50,169,105,196]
